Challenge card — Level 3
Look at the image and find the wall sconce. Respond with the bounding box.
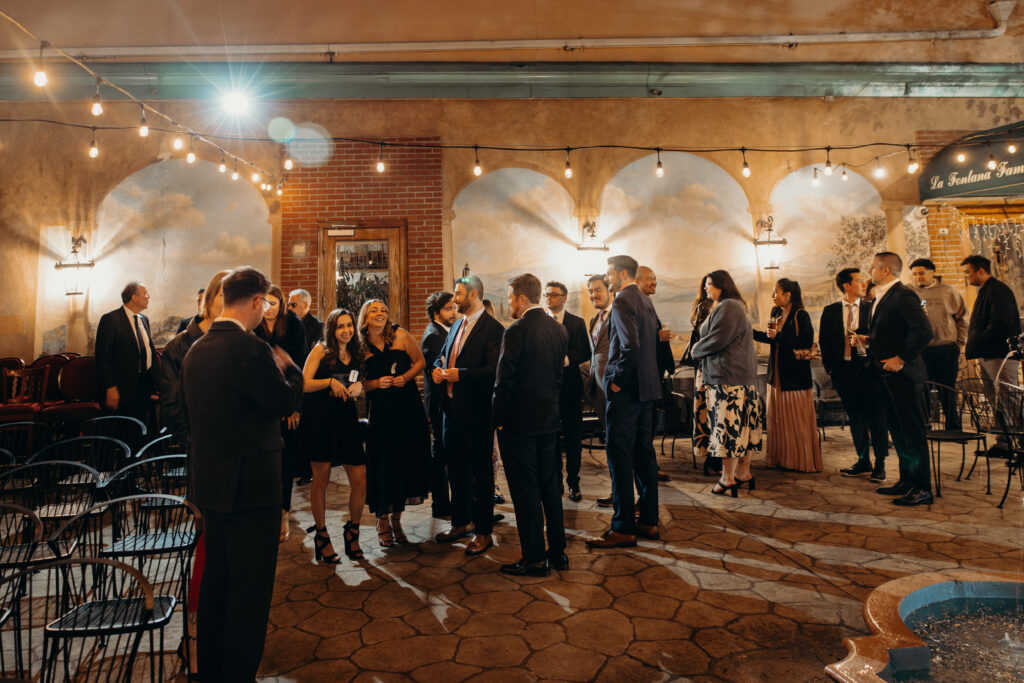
[753,216,787,270]
[53,235,95,296]
[462,263,471,277]
[577,220,609,251]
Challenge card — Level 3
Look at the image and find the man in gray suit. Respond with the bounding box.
[586,274,614,507]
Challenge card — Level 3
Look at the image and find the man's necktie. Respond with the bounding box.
[844,304,854,361]
[446,320,468,397]
[133,314,147,372]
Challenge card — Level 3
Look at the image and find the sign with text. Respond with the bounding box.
[919,124,1024,201]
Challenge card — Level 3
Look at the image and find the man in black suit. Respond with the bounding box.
[853,252,935,506]
[587,255,661,548]
[421,290,458,518]
[95,281,158,424]
[544,281,590,502]
[819,267,889,482]
[638,266,675,483]
[586,275,616,508]
[182,266,304,682]
[494,273,569,576]
[288,288,324,351]
[432,275,505,557]
[177,288,206,333]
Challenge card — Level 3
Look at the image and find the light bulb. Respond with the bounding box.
[655,160,664,178]
[824,160,833,176]
[187,150,196,164]
[139,107,148,137]
[173,136,184,151]
[251,172,260,183]
[812,170,820,187]
[376,145,385,173]
[33,69,47,87]
[908,160,919,174]
[219,157,227,173]
[841,168,849,181]
[1009,142,1018,154]
[874,165,886,178]
[276,186,283,196]
[91,96,103,116]
[89,139,98,158]
[956,151,966,163]
[376,160,385,173]
[231,170,239,180]
[742,161,751,178]
[284,158,293,170]
[564,148,573,179]
[473,162,482,176]
[987,154,997,170]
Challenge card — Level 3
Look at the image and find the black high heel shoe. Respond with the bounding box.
[343,521,364,560]
[310,526,341,564]
[711,480,740,498]
[735,475,756,491]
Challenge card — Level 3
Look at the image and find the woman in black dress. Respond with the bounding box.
[301,309,367,562]
[357,299,430,547]
[254,285,308,543]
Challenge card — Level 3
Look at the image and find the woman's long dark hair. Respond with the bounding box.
[323,308,360,362]
[260,285,288,342]
[707,270,745,306]
[691,274,713,327]
[775,278,805,311]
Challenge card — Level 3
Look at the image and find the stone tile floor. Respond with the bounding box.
[175,431,1023,682]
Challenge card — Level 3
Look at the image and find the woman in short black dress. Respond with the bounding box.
[358,299,430,547]
[302,308,367,562]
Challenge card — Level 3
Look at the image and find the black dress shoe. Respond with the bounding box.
[500,559,550,577]
[869,467,886,483]
[295,476,313,486]
[875,481,912,496]
[893,488,934,506]
[493,513,505,524]
[596,495,613,508]
[657,470,670,482]
[568,488,582,502]
[493,490,506,505]
[548,553,569,570]
[840,461,873,477]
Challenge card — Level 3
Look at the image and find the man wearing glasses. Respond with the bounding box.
[288,289,324,351]
[545,281,590,502]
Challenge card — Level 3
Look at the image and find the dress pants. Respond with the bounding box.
[499,430,566,563]
[280,423,298,511]
[831,361,888,466]
[428,415,451,513]
[443,415,495,535]
[199,505,280,683]
[878,372,931,491]
[604,393,658,534]
[921,344,961,429]
[558,390,584,489]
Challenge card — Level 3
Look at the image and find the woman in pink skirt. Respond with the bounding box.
[753,278,822,473]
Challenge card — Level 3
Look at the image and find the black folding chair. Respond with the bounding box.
[959,377,1002,493]
[924,382,987,497]
[102,455,189,501]
[80,416,148,455]
[134,433,182,462]
[0,502,42,678]
[0,421,55,461]
[991,381,1024,509]
[28,435,131,480]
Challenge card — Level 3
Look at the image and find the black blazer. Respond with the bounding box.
[433,310,505,424]
[965,276,1021,360]
[159,317,203,447]
[95,307,158,402]
[560,310,590,401]
[420,320,449,420]
[819,299,873,375]
[754,307,814,391]
[255,311,308,368]
[867,282,933,382]
[301,313,325,352]
[603,284,661,402]
[655,316,675,377]
[493,308,568,435]
[182,321,304,513]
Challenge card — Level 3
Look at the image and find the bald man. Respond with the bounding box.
[637,266,674,482]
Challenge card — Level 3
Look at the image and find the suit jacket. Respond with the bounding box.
[560,310,590,401]
[819,299,873,376]
[159,317,204,446]
[965,276,1021,360]
[301,313,325,352]
[95,306,158,402]
[603,284,661,402]
[655,316,675,378]
[868,282,934,382]
[182,321,304,513]
[588,308,611,388]
[420,320,449,420]
[753,307,814,391]
[433,309,505,424]
[492,308,568,435]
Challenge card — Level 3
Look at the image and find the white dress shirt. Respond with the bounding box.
[123,304,153,371]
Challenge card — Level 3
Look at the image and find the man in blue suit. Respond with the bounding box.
[587,255,661,549]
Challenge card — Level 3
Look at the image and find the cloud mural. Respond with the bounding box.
[40,159,271,351]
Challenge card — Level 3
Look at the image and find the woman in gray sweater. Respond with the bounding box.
[689,270,764,497]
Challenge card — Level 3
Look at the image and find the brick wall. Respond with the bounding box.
[279,138,444,338]
[916,130,973,296]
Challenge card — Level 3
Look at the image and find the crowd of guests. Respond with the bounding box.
[88,249,1021,680]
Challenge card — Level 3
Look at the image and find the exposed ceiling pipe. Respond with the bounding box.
[0,1,1015,61]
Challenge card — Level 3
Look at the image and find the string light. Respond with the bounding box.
[32,41,47,87]
[1009,139,1018,154]
[906,145,919,174]
[186,136,196,164]
[138,105,148,137]
[88,128,98,158]
[284,157,293,170]
[376,144,385,173]
[956,150,966,163]
[473,145,482,176]
[824,146,833,176]
[218,154,227,173]
[841,164,848,181]
[655,148,664,178]
[276,181,283,196]
[811,168,820,186]
[741,148,751,177]
[172,128,184,151]
[251,170,260,183]
[231,159,239,180]
[564,148,573,179]
[987,143,997,170]
[873,157,886,178]
[90,78,103,116]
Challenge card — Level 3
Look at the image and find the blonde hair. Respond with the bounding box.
[201,270,232,320]
[357,299,395,355]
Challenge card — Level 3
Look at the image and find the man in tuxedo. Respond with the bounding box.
[421,290,458,518]
[494,273,569,576]
[819,267,889,482]
[432,275,505,556]
[587,255,661,548]
[95,281,158,424]
[182,266,304,682]
[638,266,675,483]
[853,252,935,506]
[288,288,324,351]
[544,281,590,502]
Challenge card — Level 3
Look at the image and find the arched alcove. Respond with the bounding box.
[598,151,756,331]
[451,168,579,321]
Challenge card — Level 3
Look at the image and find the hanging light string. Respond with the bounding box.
[0,8,275,184]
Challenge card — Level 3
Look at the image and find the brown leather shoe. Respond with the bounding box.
[585,529,638,549]
[435,524,474,543]
[636,524,659,540]
[464,534,493,556]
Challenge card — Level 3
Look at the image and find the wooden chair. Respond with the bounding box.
[0,358,24,372]
[0,366,49,422]
[40,355,102,436]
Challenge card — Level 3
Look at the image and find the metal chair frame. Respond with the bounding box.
[924,381,987,497]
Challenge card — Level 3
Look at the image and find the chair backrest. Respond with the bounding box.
[28,355,69,401]
[0,421,55,460]
[924,381,967,430]
[81,415,147,452]
[134,433,182,461]
[104,454,189,499]
[959,377,1002,434]
[0,358,24,372]
[28,435,130,475]
[60,352,81,359]
[0,460,105,538]
[994,381,1024,450]
[0,501,42,568]
[57,355,99,402]
[1,366,48,405]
